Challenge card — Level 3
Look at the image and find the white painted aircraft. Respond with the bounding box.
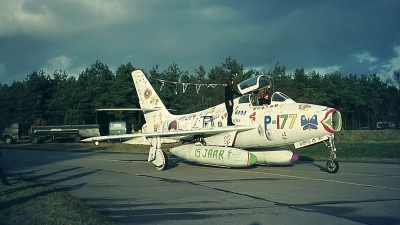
[82,70,342,173]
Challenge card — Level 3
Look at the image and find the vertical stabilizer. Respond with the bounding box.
[131,70,172,123]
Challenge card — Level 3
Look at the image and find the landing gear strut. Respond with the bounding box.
[155,151,168,171]
[148,137,168,171]
[324,134,339,173]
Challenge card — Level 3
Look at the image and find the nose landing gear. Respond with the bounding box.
[324,135,339,173]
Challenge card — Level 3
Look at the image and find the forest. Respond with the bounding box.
[1,56,399,132]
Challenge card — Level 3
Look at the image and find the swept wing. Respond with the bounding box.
[81,125,257,142]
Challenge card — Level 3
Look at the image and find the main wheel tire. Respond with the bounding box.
[4,136,13,144]
[326,160,339,173]
[155,151,168,171]
[31,136,39,144]
[74,135,82,143]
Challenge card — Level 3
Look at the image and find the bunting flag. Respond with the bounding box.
[152,78,226,94]
[158,79,165,91]
[195,84,204,94]
[182,83,190,93]
[172,82,178,94]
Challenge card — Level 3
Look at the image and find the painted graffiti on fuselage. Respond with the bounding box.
[221,112,228,120]
[152,113,162,122]
[264,114,319,131]
[296,136,327,148]
[246,103,285,110]
[257,124,264,136]
[150,96,160,106]
[249,112,256,121]
[301,115,318,130]
[298,104,312,111]
[224,135,231,146]
[168,120,178,130]
[282,132,288,141]
[178,114,197,121]
[264,114,298,130]
[232,119,241,123]
[235,110,247,116]
[153,123,159,132]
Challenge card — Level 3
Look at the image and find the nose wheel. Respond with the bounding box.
[324,134,339,173]
[326,160,339,173]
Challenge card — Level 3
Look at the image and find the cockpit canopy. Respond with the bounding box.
[238,91,296,106]
[236,75,296,106]
[271,92,293,102]
[237,75,271,95]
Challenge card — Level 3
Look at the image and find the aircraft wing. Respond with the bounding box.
[81,125,257,143]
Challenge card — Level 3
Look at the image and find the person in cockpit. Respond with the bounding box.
[259,93,271,105]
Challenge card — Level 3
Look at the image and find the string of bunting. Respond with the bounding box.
[153,79,226,94]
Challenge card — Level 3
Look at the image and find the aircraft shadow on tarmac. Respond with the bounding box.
[167,156,300,171]
[166,156,259,170]
[294,156,331,172]
[3,166,101,192]
[0,165,9,185]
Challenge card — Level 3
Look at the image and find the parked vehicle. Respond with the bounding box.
[109,121,132,135]
[376,121,396,129]
[2,123,100,144]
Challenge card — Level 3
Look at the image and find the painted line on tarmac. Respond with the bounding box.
[90,157,400,191]
[266,167,400,178]
[237,169,400,192]
[175,162,400,192]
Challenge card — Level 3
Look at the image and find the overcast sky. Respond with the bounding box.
[1,0,400,84]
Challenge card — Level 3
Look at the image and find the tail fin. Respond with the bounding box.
[131,70,172,122]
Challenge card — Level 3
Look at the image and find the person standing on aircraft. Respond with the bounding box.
[225,78,241,126]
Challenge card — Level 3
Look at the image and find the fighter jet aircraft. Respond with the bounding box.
[82,70,342,173]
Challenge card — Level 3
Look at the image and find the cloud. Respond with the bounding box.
[378,45,400,78]
[306,66,341,76]
[42,55,72,73]
[0,0,61,37]
[0,0,134,37]
[0,1,400,85]
[354,52,378,63]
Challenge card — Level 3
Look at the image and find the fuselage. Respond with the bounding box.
[141,92,342,149]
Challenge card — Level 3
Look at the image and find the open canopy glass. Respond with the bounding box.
[237,75,271,95]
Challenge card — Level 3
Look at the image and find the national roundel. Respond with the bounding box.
[144,88,152,99]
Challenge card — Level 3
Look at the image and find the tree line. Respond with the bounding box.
[1,57,399,132]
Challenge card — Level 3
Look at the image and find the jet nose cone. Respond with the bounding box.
[291,154,299,163]
[321,108,342,134]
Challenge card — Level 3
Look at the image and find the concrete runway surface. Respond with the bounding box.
[1,148,400,225]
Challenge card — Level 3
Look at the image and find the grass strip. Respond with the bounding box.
[291,141,400,163]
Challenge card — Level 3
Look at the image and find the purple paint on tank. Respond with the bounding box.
[291,154,299,163]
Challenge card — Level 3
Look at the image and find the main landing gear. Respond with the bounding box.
[148,137,168,171]
[324,134,339,173]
